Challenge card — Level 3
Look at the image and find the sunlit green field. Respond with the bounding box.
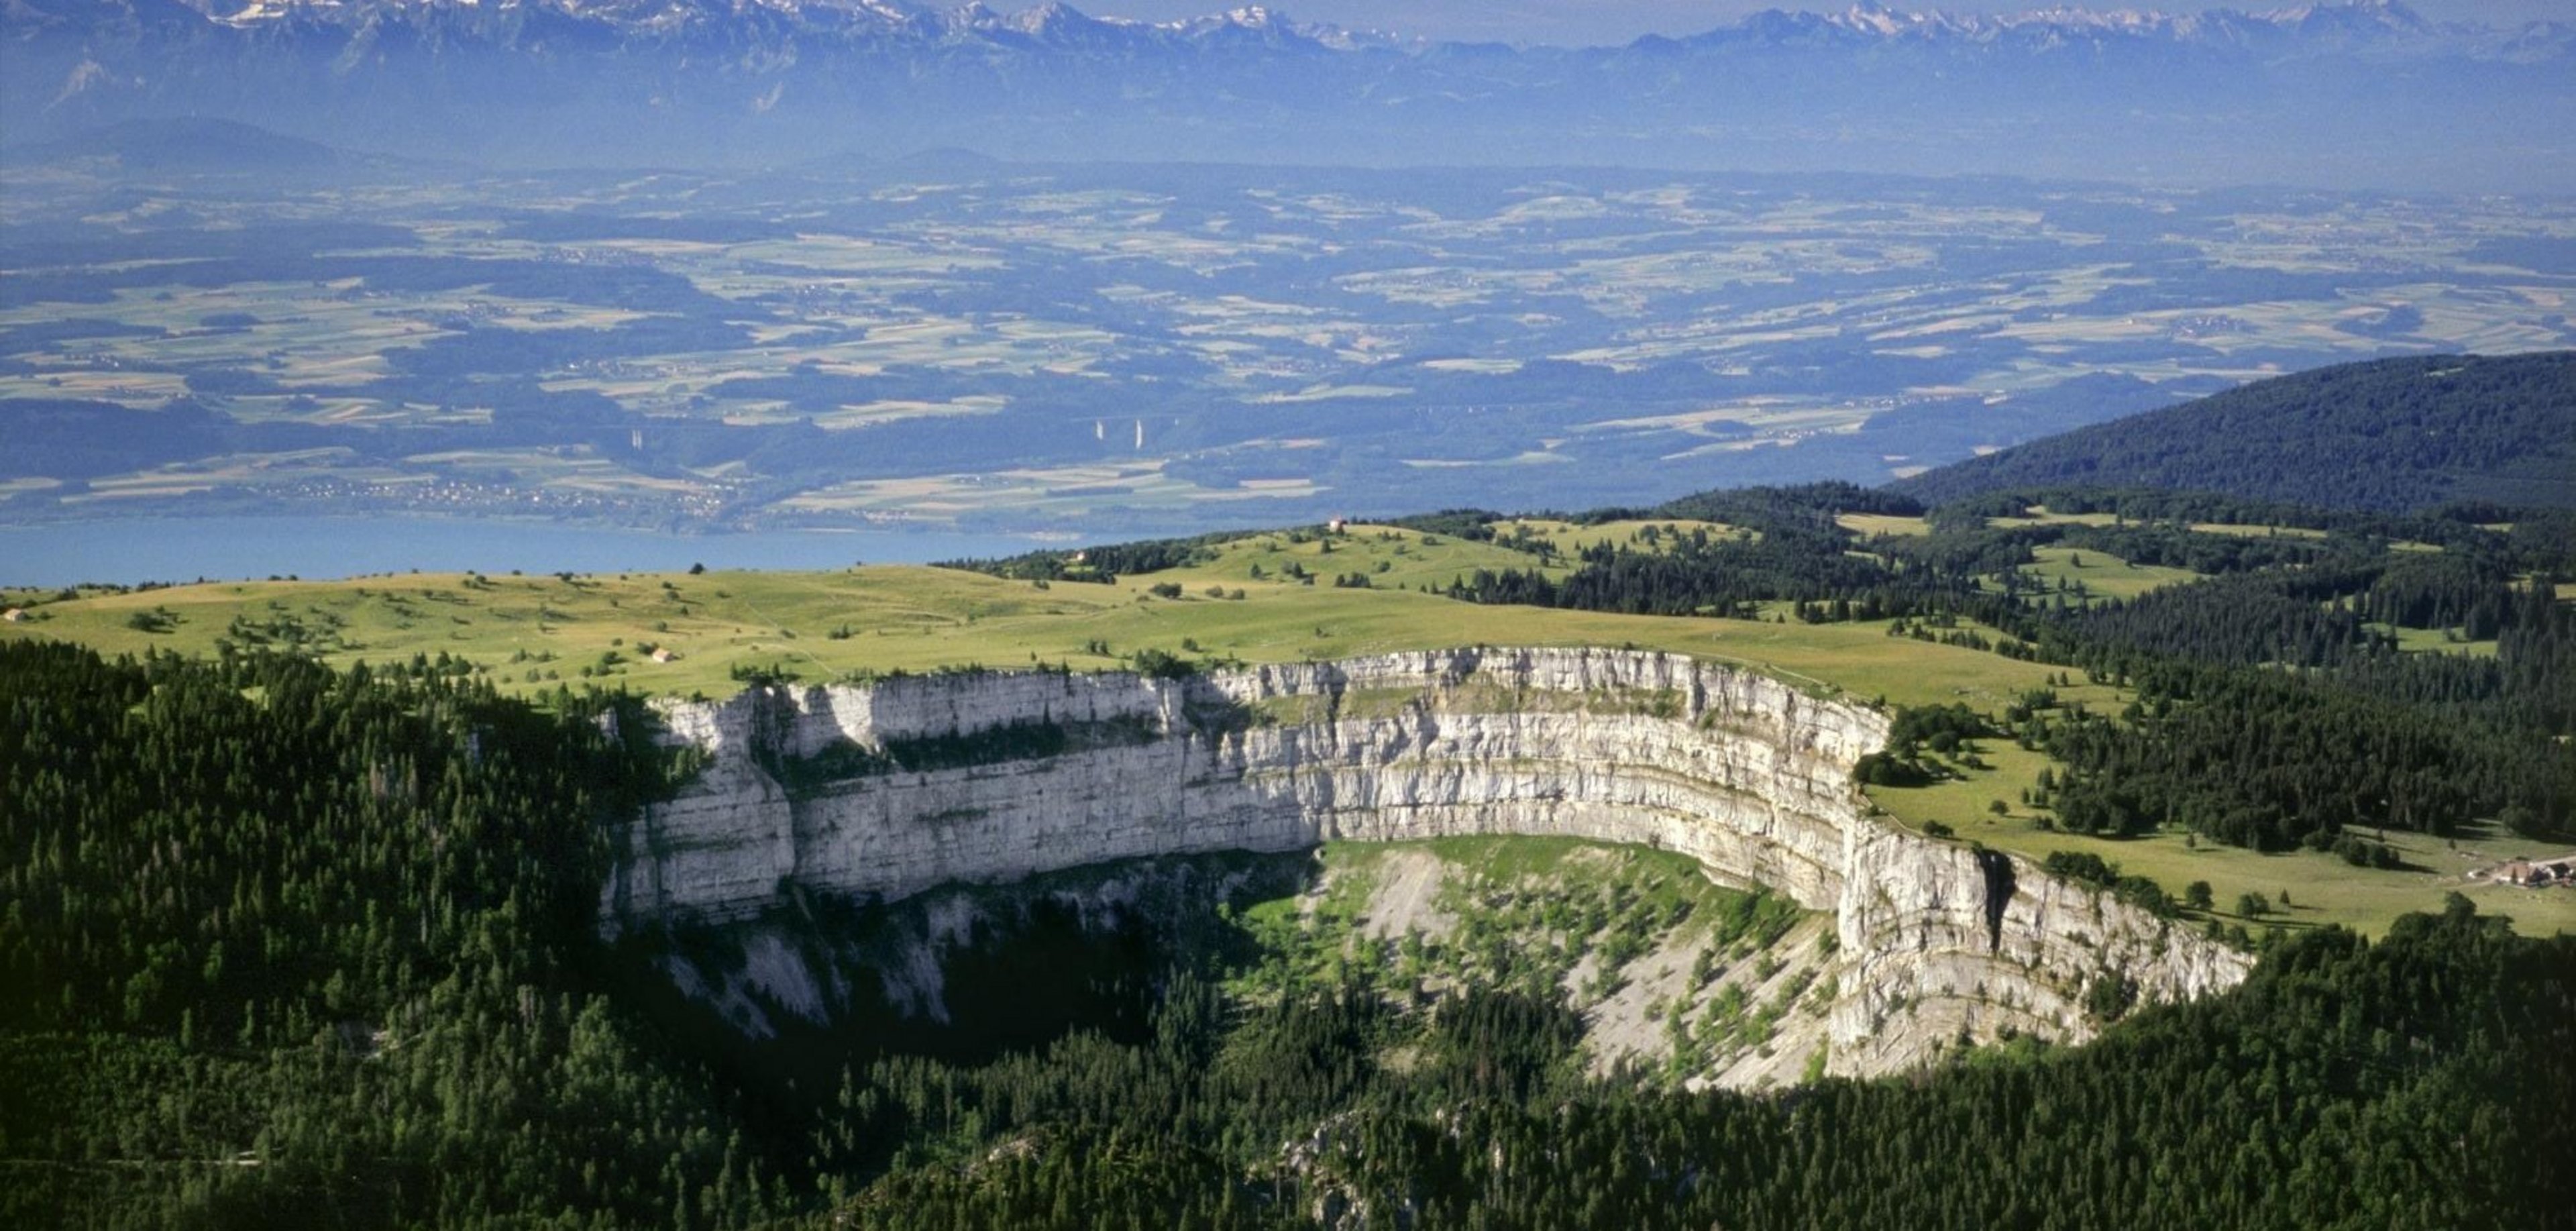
[2375,623,2502,657]
[1987,507,2341,543]
[0,525,2062,710]
[1837,513,1931,537]
[2006,545,2204,602]
[1869,737,2576,939]
[1491,518,1750,557]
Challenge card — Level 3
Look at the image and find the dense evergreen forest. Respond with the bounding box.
[0,645,757,1227]
[4,642,2573,1228]
[837,906,2576,1230]
[1892,352,2576,513]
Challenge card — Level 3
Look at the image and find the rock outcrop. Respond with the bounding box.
[600,647,2249,1077]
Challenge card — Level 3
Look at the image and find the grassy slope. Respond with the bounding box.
[1260,836,1833,1088]
[0,525,2047,708]
[7,521,2561,938]
[2006,545,2205,603]
[1865,742,2575,938]
[1492,518,1750,555]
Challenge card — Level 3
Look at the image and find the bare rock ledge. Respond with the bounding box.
[600,647,2249,1078]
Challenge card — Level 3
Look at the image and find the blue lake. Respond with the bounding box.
[0,517,1076,587]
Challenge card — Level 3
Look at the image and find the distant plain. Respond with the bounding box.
[6,159,2572,541]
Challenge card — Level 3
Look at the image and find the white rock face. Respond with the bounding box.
[600,647,2250,1077]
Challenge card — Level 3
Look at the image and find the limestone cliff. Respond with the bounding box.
[600,647,2249,1077]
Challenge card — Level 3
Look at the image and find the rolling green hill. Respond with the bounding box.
[1892,352,2576,513]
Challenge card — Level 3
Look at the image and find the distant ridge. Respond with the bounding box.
[1890,352,2576,514]
[0,118,343,174]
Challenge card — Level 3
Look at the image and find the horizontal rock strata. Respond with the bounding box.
[601,646,2249,1076]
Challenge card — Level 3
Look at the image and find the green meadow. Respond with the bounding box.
[0,525,2054,710]
[2004,545,2205,603]
[1866,740,2575,939]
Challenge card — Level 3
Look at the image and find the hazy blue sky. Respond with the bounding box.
[1083,1,2562,46]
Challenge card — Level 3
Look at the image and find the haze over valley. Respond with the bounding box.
[5,144,2572,546]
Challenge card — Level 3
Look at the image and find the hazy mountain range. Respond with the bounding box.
[5,0,2570,187]
[25,0,2566,56]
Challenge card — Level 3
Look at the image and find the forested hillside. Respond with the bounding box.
[4,643,2573,1228]
[0,645,754,1226]
[845,904,2576,1230]
[1893,352,2576,513]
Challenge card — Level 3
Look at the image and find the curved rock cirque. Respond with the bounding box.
[601,647,2249,1077]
